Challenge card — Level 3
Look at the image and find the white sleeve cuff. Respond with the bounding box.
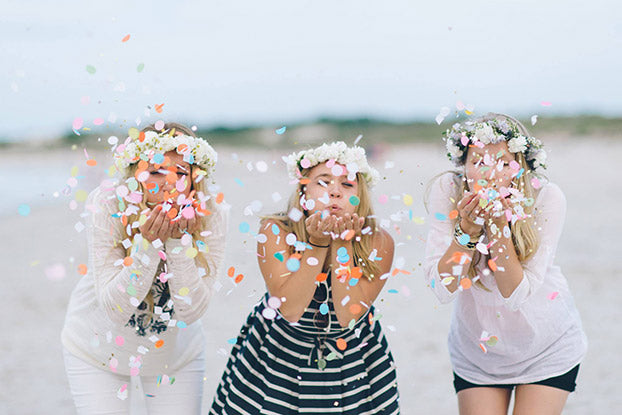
[501,273,530,311]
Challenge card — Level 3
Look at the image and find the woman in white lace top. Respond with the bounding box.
[61,122,227,414]
[424,113,587,415]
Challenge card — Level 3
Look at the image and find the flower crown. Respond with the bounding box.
[283,141,380,187]
[443,118,547,170]
[113,129,218,177]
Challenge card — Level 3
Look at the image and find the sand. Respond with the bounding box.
[1,136,620,414]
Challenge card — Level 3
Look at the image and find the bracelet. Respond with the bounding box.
[308,240,330,248]
[454,221,481,250]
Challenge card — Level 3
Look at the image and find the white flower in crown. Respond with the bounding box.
[284,141,380,187]
[113,130,218,178]
[532,148,547,169]
[445,139,464,161]
[508,135,528,153]
[473,123,497,144]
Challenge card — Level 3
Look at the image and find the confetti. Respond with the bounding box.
[86,65,96,74]
[77,264,88,275]
[122,34,131,42]
[137,63,145,72]
[275,126,287,135]
[18,204,31,216]
[548,291,559,300]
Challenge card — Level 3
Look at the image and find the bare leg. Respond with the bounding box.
[458,387,512,415]
[513,384,569,415]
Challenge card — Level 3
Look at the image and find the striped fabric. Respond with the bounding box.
[210,276,400,414]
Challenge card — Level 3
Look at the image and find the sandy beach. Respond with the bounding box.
[1,135,620,414]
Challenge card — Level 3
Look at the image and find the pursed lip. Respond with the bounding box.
[328,204,341,211]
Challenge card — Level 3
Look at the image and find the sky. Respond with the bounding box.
[2,0,621,140]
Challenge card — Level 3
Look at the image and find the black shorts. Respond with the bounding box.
[453,365,580,394]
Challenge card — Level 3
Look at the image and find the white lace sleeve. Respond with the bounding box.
[86,187,161,325]
[501,183,567,311]
[164,202,229,324]
[423,173,461,304]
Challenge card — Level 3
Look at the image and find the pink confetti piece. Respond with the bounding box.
[93,118,104,126]
[72,118,83,130]
[548,291,559,300]
[540,101,552,107]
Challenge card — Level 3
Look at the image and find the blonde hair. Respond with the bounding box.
[263,169,381,281]
[122,122,215,321]
[426,113,541,289]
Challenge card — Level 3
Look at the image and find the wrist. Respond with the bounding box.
[459,219,483,237]
[308,236,330,247]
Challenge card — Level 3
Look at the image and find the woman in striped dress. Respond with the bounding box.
[210,142,400,414]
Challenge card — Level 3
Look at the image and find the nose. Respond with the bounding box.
[328,182,342,199]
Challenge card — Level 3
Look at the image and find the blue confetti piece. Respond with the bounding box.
[435,212,447,221]
[234,178,244,186]
[148,184,159,194]
[271,224,280,235]
[227,338,237,344]
[337,247,348,256]
[176,321,187,329]
[286,258,300,272]
[153,153,165,164]
[349,278,359,287]
[349,196,360,206]
[458,234,470,245]
[516,168,524,179]
[18,204,31,216]
[319,303,329,315]
[275,126,287,135]
[431,279,435,288]
[388,289,399,294]
[274,252,284,262]
[239,222,250,233]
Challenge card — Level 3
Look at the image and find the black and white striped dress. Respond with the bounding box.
[210,274,400,414]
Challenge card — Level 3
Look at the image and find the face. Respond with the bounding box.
[303,163,359,216]
[142,150,193,205]
[465,141,515,193]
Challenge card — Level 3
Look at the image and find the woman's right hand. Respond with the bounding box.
[305,211,336,245]
[139,205,173,243]
[456,191,484,236]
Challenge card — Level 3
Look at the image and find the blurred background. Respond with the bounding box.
[1,0,620,413]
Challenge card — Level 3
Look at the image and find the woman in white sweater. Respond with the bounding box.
[424,113,587,415]
[61,122,227,414]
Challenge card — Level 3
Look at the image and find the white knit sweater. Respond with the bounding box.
[62,184,227,376]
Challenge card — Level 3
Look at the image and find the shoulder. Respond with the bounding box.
[535,180,566,209]
[372,227,394,252]
[86,183,121,215]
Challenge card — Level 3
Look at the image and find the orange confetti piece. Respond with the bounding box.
[343,229,355,241]
[448,209,459,220]
[299,178,310,185]
[177,144,188,153]
[350,267,362,279]
[349,304,362,314]
[336,338,347,351]
[138,131,146,142]
[450,251,472,264]
[155,103,164,113]
[216,192,224,204]
[123,257,133,267]
[138,160,148,170]
[488,259,498,272]
[166,172,177,183]
[460,278,472,290]
[368,312,374,325]
[227,266,235,277]
[316,272,328,282]
[122,34,131,42]
[86,159,97,167]
[121,215,128,227]
[234,274,244,284]
[77,264,88,275]
[155,340,164,348]
[167,208,178,219]
[391,268,400,276]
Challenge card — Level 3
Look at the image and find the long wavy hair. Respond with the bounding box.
[121,122,215,320]
[426,113,540,289]
[263,168,381,281]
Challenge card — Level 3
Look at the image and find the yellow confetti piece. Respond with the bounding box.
[403,194,413,206]
[178,287,190,296]
[70,166,79,177]
[412,216,425,224]
[75,190,88,202]
[128,127,139,139]
[108,165,117,177]
[185,247,198,258]
[116,304,124,313]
